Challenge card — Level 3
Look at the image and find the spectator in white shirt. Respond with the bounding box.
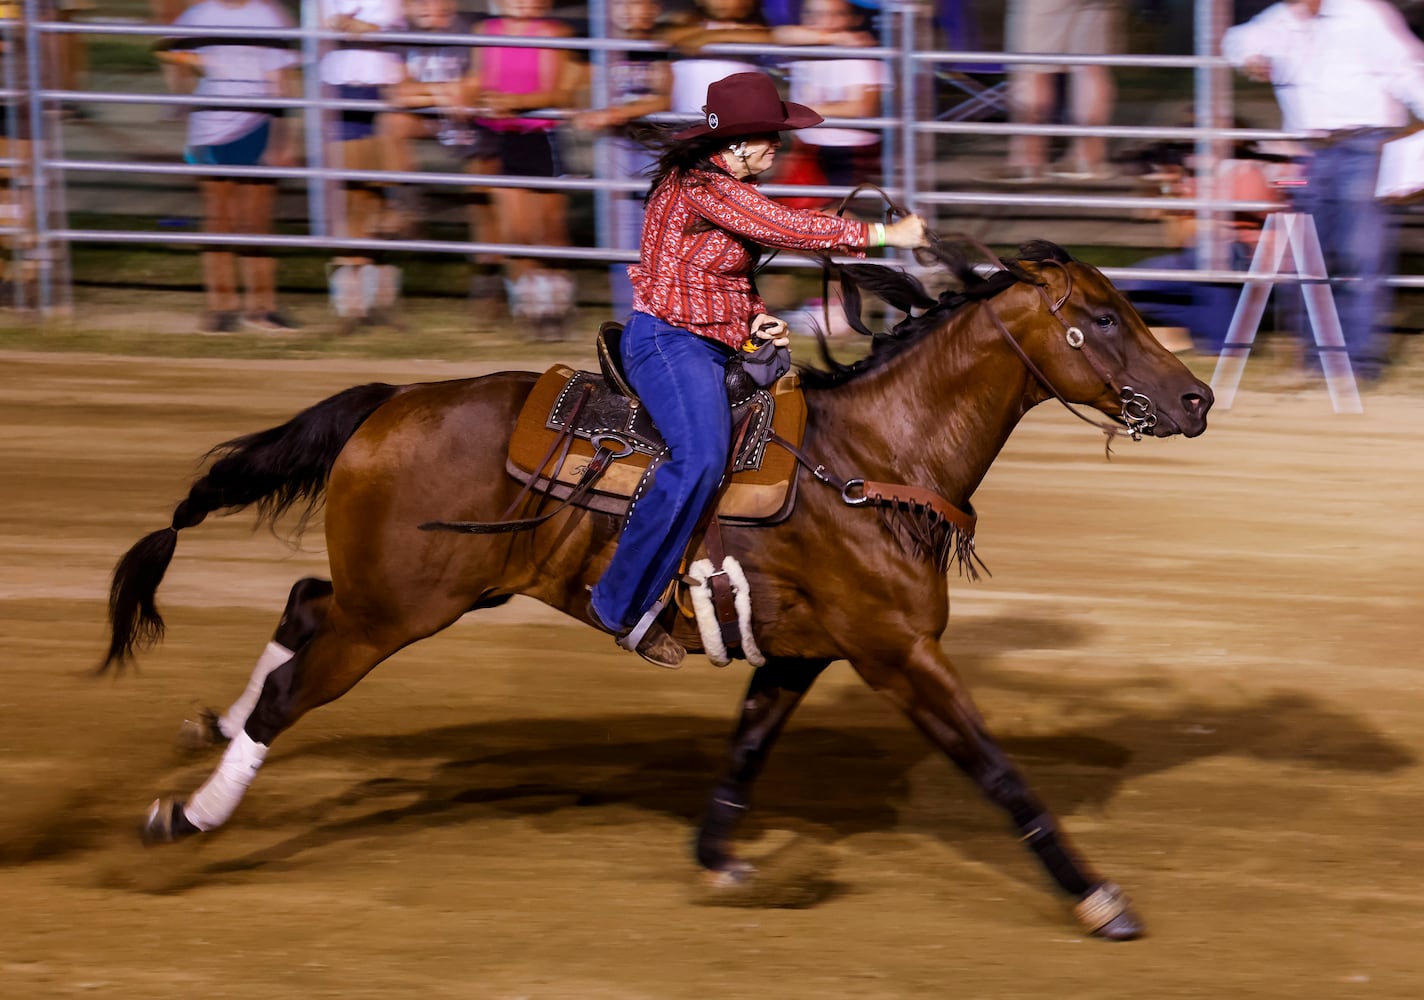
[320,0,406,333]
[1222,0,1424,380]
[158,0,300,334]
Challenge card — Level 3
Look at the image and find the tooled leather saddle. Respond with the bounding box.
[504,323,807,524]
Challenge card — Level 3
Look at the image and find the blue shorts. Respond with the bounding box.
[186,121,271,167]
[330,85,381,142]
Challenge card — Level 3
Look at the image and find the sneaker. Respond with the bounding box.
[996,165,1046,184]
[242,311,301,333]
[468,273,506,303]
[532,316,568,342]
[1048,163,1116,182]
[197,310,240,334]
[361,307,408,333]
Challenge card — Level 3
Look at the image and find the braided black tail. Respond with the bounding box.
[100,382,402,673]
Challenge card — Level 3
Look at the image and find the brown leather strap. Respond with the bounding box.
[702,517,743,651]
[683,405,759,656]
[421,443,618,535]
[769,431,974,531]
[856,479,976,536]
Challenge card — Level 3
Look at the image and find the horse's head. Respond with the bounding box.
[809,239,1212,441]
[1001,242,1213,439]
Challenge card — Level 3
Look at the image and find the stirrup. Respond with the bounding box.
[617,603,685,669]
[618,603,665,652]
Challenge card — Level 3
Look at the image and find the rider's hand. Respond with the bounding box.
[748,313,791,348]
[885,215,930,249]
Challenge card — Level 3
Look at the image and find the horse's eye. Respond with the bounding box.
[1094,314,1117,332]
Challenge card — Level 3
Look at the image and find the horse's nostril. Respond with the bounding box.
[1181,392,1208,414]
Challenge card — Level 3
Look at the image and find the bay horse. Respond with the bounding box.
[102,240,1211,940]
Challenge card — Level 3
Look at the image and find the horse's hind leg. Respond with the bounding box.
[143,602,407,844]
[856,642,1145,940]
[177,577,335,750]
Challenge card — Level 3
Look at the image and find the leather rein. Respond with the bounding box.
[767,189,1163,573]
[828,187,1157,449]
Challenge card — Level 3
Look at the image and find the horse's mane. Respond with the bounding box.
[798,238,1075,389]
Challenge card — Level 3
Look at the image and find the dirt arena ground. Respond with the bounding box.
[2,350,1422,999]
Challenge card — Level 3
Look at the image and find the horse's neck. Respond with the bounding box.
[805,300,1033,506]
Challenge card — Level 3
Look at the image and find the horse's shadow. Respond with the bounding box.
[191,614,1413,889]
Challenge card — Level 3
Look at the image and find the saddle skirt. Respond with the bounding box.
[507,364,808,523]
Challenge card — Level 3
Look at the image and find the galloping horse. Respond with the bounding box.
[103,240,1211,940]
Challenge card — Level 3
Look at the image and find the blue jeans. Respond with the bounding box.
[590,313,733,631]
[1294,133,1395,376]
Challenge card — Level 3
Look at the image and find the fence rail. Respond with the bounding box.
[5,0,1423,319]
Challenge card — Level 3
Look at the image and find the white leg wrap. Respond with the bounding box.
[219,640,292,739]
[183,731,269,832]
[687,557,765,668]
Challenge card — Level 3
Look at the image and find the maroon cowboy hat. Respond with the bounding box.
[672,71,823,141]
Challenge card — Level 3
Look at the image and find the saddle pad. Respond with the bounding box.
[507,364,808,524]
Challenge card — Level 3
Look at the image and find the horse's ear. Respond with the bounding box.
[1031,260,1070,307]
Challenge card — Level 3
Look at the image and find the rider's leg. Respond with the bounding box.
[590,313,733,664]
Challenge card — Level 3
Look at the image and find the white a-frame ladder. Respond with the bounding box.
[1209,211,1363,413]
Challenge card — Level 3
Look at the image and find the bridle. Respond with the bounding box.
[823,187,1160,451]
[980,253,1159,448]
[766,194,1170,570]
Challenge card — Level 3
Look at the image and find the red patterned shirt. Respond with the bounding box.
[629,157,870,349]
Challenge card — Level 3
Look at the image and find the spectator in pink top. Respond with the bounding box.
[469,0,584,339]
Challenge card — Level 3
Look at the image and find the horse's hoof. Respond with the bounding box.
[703,859,757,889]
[1093,907,1146,941]
[1074,882,1144,941]
[695,837,838,909]
[139,798,201,846]
[175,709,228,752]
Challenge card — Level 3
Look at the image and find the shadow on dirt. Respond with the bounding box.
[11,615,1414,898]
[159,611,1413,891]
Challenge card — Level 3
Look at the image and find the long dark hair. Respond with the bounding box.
[628,122,741,199]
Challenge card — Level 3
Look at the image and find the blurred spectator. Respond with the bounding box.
[571,0,672,320]
[53,0,93,121]
[152,0,194,120]
[320,0,405,334]
[1118,158,1286,353]
[1223,0,1424,381]
[1004,0,1122,181]
[776,0,884,192]
[773,0,884,335]
[664,0,772,116]
[378,0,482,244]
[469,0,583,340]
[158,0,301,333]
[1,19,36,305]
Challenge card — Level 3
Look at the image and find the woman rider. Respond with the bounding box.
[588,70,930,668]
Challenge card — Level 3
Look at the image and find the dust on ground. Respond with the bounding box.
[2,351,1422,999]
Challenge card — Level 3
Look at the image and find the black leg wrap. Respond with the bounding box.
[694,784,747,870]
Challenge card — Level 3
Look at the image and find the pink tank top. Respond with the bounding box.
[477,18,563,134]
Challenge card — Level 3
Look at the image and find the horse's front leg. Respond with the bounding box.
[855,637,1144,940]
[696,656,829,881]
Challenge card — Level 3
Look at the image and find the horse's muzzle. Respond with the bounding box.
[1155,384,1213,438]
